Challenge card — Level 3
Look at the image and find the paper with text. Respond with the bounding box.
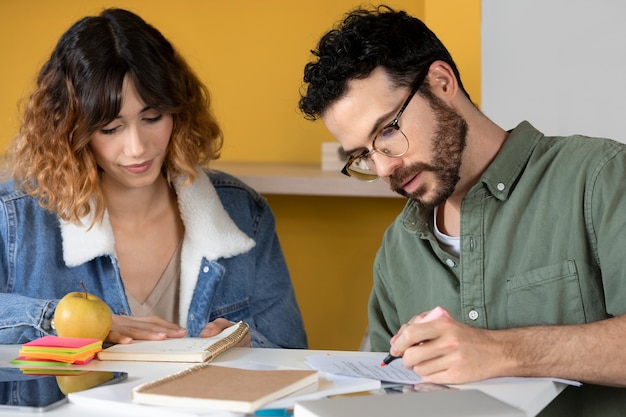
[305,355,422,384]
[305,355,582,387]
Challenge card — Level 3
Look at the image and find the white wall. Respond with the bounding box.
[481,0,626,143]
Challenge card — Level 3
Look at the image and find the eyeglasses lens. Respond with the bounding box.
[345,126,409,181]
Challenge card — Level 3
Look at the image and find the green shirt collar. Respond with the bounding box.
[401,120,543,234]
[480,120,543,201]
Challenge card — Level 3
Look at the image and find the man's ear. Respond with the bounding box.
[426,61,459,102]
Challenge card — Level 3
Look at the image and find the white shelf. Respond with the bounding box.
[210,161,400,198]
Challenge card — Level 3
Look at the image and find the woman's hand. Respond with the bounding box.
[107,315,187,344]
[200,318,251,347]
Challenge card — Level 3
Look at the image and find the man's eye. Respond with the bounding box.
[378,126,399,139]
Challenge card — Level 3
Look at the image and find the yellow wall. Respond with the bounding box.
[0,0,480,349]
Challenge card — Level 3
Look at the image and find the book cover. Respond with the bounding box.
[132,363,318,413]
[293,389,526,417]
[97,321,248,363]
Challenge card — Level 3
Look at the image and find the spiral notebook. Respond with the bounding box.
[132,363,318,413]
[97,321,248,363]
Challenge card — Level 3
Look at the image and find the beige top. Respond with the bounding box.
[127,240,182,324]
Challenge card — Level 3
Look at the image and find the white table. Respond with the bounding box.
[0,345,566,416]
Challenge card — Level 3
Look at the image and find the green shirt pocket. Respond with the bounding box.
[506,260,585,327]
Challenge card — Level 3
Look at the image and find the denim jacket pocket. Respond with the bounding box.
[506,260,585,327]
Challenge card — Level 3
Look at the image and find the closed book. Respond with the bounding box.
[97,321,248,363]
[132,363,318,413]
[294,389,525,417]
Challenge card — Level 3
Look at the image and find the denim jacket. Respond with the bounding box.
[0,169,307,348]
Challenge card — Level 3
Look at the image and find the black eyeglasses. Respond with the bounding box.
[341,63,432,181]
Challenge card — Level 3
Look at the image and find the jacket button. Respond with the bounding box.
[468,310,479,320]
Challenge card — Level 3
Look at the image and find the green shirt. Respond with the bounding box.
[369,121,626,416]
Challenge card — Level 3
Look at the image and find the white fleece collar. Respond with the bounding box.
[60,170,256,325]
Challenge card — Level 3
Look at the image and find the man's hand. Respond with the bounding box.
[200,318,251,347]
[107,315,187,344]
[390,313,626,387]
[389,313,505,384]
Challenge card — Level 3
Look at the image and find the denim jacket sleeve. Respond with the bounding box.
[0,184,58,343]
[191,171,308,349]
[0,294,57,344]
[243,197,307,348]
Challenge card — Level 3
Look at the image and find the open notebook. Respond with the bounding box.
[97,321,248,363]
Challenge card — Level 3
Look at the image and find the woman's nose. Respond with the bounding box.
[124,126,146,157]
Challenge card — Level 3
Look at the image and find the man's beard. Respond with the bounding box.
[389,95,468,210]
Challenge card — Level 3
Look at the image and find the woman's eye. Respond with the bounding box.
[144,114,163,123]
[100,126,119,135]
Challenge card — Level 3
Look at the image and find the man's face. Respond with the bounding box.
[321,67,467,210]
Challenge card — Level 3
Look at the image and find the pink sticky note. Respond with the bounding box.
[22,336,101,348]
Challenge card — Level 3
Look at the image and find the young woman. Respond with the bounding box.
[0,8,307,348]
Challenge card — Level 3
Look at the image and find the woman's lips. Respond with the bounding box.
[123,160,153,174]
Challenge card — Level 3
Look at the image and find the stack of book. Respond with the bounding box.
[12,336,103,366]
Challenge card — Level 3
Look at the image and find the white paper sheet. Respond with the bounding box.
[305,354,582,387]
[305,354,422,384]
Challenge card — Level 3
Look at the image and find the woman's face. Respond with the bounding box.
[89,76,173,192]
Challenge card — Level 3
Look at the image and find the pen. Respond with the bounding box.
[380,353,399,366]
[253,408,294,417]
[380,306,450,367]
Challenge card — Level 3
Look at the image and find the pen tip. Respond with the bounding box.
[380,361,386,367]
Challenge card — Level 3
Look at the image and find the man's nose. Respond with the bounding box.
[370,151,402,179]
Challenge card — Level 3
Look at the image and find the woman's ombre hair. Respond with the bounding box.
[10,8,222,225]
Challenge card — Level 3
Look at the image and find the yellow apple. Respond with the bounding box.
[56,371,114,395]
[53,281,113,341]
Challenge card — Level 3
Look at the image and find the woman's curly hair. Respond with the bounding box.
[298,5,470,120]
[10,8,222,225]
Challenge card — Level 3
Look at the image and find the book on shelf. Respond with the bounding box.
[132,363,318,413]
[97,321,248,363]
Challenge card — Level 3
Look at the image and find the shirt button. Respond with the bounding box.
[189,314,195,321]
[497,182,505,191]
[202,266,210,273]
[445,259,456,267]
[468,310,479,320]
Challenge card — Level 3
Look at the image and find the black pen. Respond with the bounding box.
[380,353,400,366]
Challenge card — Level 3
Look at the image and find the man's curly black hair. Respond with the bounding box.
[298,5,470,121]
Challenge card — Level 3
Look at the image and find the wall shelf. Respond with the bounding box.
[210,161,401,198]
